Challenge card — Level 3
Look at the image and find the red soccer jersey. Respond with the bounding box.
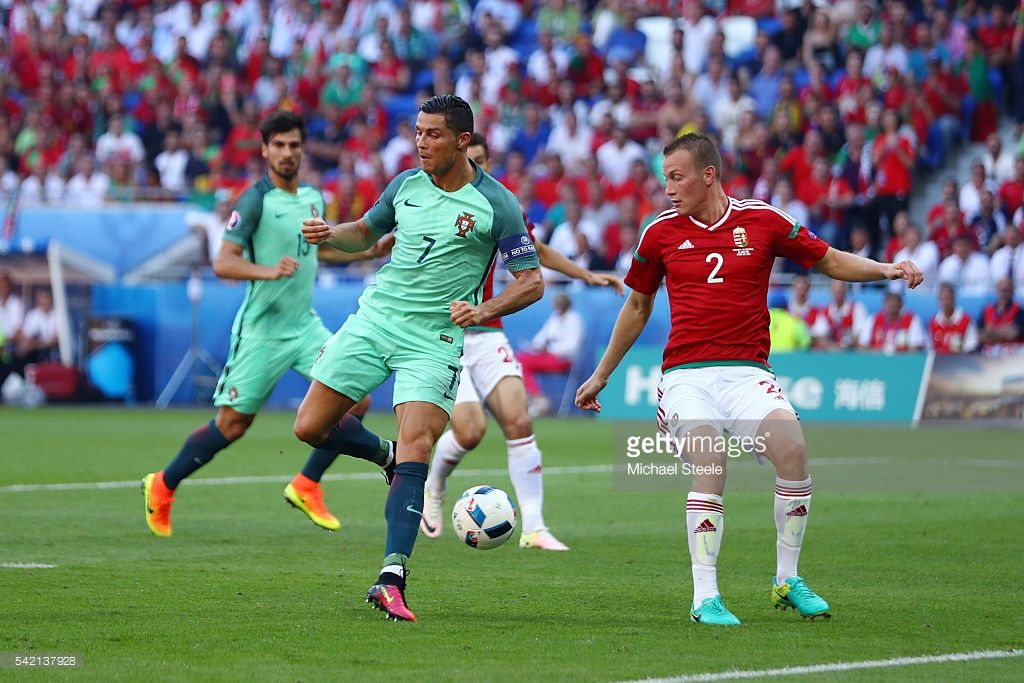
[625,197,830,371]
[929,309,976,354]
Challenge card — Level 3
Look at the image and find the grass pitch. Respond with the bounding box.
[0,408,1021,681]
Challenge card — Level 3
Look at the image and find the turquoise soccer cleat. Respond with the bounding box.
[772,576,831,619]
[690,595,742,626]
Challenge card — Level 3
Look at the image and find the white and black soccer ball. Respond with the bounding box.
[451,485,517,550]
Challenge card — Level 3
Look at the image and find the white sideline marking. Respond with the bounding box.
[619,649,1023,683]
[0,464,615,494]
[1,563,57,569]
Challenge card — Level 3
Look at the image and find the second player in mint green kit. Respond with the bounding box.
[293,95,544,622]
[141,111,393,539]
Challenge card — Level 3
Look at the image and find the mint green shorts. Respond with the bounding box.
[310,311,463,415]
[214,323,332,415]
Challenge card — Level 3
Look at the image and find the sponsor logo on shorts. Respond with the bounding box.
[440,334,453,344]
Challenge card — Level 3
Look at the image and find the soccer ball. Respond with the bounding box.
[451,485,517,550]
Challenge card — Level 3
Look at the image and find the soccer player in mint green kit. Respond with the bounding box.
[294,95,544,622]
[142,111,393,538]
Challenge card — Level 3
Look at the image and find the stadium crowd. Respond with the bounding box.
[1,0,1023,359]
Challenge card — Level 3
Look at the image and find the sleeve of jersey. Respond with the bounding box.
[623,225,665,294]
[222,187,262,247]
[362,169,414,235]
[774,216,831,268]
[493,194,540,272]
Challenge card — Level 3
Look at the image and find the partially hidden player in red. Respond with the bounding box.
[576,133,923,626]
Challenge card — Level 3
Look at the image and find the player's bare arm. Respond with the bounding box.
[317,234,396,263]
[815,247,924,288]
[213,240,298,281]
[536,241,625,294]
[576,289,656,412]
[302,217,378,253]
[450,267,543,327]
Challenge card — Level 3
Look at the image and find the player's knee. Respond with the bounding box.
[293,416,328,447]
[399,432,436,462]
[453,420,485,450]
[501,411,533,441]
[773,438,807,469]
[217,414,253,442]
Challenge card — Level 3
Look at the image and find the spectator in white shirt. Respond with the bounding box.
[546,111,593,174]
[517,293,584,407]
[989,225,1024,296]
[712,76,757,152]
[527,31,568,85]
[154,129,190,193]
[65,156,110,208]
[891,223,940,291]
[94,115,146,167]
[12,289,59,376]
[0,273,23,344]
[679,2,717,75]
[863,23,909,81]
[959,161,998,218]
[472,0,521,34]
[982,133,1015,184]
[548,201,597,269]
[596,127,647,186]
[692,57,730,119]
[937,235,992,295]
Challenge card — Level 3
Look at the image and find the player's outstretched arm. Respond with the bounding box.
[576,289,655,412]
[815,247,924,289]
[450,267,544,327]
[317,234,395,263]
[213,241,298,281]
[535,241,625,294]
[302,217,378,253]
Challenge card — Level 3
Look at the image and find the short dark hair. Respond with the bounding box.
[468,132,489,159]
[663,133,722,180]
[259,110,306,144]
[419,95,474,138]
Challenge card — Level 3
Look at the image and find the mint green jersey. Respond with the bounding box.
[222,176,326,339]
[360,163,540,340]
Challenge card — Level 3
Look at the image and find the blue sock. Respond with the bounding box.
[163,420,231,489]
[301,414,390,482]
[384,462,428,559]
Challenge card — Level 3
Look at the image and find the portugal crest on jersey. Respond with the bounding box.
[455,212,476,238]
[732,226,748,248]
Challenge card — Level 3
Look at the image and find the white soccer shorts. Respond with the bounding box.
[657,365,797,465]
[454,330,524,405]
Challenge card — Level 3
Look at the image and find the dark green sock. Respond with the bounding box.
[302,414,390,482]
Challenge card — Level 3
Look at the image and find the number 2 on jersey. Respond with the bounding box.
[705,252,724,283]
[418,236,436,263]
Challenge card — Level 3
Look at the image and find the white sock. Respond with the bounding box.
[427,430,467,494]
[774,476,812,584]
[507,435,544,534]
[687,492,724,608]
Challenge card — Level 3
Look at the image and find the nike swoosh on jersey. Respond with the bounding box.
[402,199,422,207]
